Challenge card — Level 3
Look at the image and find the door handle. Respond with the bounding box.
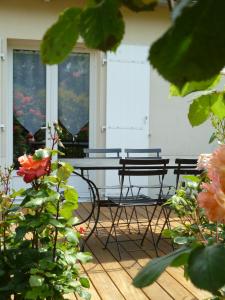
[101,125,106,132]
[0,124,5,130]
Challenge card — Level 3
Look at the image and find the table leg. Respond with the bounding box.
[73,171,100,250]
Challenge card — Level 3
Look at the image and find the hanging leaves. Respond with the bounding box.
[150,0,225,88]
[41,8,81,64]
[80,0,125,51]
[188,244,225,294]
[188,92,225,126]
[122,0,157,12]
[170,75,221,97]
[133,247,191,288]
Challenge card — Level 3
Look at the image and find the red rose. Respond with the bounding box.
[17,154,50,183]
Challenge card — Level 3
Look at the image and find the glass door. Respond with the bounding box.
[13,50,46,168]
[58,53,90,158]
[9,47,92,192]
[12,49,91,162]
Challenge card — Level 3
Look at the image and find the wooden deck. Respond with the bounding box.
[70,203,211,300]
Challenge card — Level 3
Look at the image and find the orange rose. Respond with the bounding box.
[17,154,50,183]
[198,177,225,223]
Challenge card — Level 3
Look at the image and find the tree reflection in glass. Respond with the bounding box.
[58,53,90,158]
[13,50,46,168]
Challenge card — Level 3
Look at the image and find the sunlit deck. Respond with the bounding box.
[68,204,211,300]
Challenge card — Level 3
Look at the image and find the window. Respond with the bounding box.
[12,49,91,166]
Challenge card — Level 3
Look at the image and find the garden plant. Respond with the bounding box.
[0,125,91,299]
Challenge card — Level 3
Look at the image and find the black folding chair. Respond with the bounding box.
[174,158,201,189]
[155,158,201,248]
[104,158,169,259]
[124,148,173,233]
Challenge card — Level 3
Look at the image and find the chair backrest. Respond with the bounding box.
[84,148,122,158]
[174,158,201,189]
[119,158,168,180]
[124,148,161,159]
[118,158,169,201]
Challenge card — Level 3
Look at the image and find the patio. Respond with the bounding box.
[71,203,211,300]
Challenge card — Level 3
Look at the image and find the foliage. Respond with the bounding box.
[0,126,91,300]
[41,0,225,89]
[133,148,225,298]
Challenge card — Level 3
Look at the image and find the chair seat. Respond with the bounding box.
[107,194,163,206]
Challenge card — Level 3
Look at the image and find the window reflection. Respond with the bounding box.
[13,50,46,167]
[58,53,90,158]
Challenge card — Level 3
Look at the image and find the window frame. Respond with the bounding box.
[7,40,98,166]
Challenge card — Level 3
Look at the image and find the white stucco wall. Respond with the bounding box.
[0,0,216,166]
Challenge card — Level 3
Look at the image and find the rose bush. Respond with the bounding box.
[0,127,91,300]
[133,144,225,299]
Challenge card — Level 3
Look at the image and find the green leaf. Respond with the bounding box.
[133,247,191,288]
[122,0,157,12]
[182,175,200,183]
[211,93,225,120]
[67,216,80,226]
[188,94,213,126]
[15,226,28,242]
[188,244,225,294]
[64,188,78,204]
[24,197,46,208]
[170,252,190,267]
[150,0,225,88]
[80,277,90,288]
[209,132,217,144]
[49,218,64,228]
[57,162,74,181]
[170,75,221,97]
[65,228,80,244]
[29,275,44,287]
[76,286,91,300]
[60,201,79,219]
[24,193,60,208]
[33,149,50,160]
[80,0,125,51]
[65,252,77,265]
[174,236,188,245]
[10,188,25,198]
[41,7,81,64]
[76,252,92,263]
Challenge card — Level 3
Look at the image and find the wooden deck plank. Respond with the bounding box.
[97,206,197,300]
[80,244,125,300]
[78,264,102,300]
[78,204,172,300]
[135,206,211,299]
[87,235,149,300]
[76,202,211,300]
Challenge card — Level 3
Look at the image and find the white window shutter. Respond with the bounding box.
[106,44,150,153]
[105,44,150,192]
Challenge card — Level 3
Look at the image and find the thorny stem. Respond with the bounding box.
[216,222,219,243]
[194,209,207,244]
[52,181,61,262]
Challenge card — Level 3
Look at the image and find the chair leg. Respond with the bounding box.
[156,208,174,250]
[141,205,159,256]
[104,206,120,249]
